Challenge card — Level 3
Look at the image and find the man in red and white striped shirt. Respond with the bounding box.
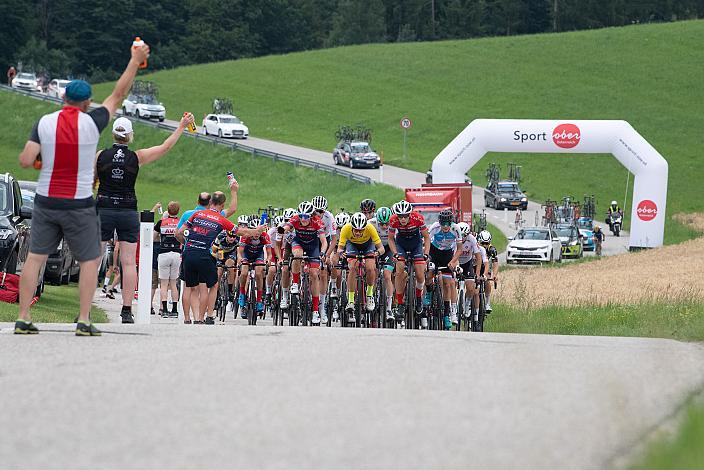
[15,43,150,336]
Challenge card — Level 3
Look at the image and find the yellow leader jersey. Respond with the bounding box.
[338,223,381,247]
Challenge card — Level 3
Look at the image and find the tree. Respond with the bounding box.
[14,37,72,77]
[327,0,387,46]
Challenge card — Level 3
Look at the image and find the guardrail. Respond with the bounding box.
[1,84,373,185]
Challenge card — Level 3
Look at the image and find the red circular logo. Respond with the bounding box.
[552,123,581,149]
[636,200,658,222]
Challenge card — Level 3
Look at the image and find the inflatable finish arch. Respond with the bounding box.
[431,119,667,249]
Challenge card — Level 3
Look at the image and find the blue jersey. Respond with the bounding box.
[428,222,461,251]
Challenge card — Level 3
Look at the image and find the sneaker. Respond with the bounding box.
[193,320,204,324]
[366,295,375,311]
[450,312,458,325]
[204,316,215,325]
[312,311,321,325]
[423,291,432,306]
[485,302,492,313]
[160,309,168,318]
[321,312,328,324]
[184,320,192,324]
[105,290,115,299]
[444,315,452,330]
[240,310,248,320]
[345,303,355,322]
[120,309,134,324]
[330,288,338,298]
[386,310,395,321]
[256,302,264,313]
[75,321,102,336]
[151,308,156,316]
[420,317,428,329]
[280,296,289,309]
[238,293,246,308]
[14,319,39,335]
[396,304,406,321]
[169,311,178,318]
[290,283,299,294]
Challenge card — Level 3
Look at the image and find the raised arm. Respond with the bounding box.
[101,44,150,117]
[223,179,240,218]
[136,113,193,165]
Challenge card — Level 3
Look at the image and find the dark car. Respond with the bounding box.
[19,181,79,285]
[333,140,380,169]
[0,173,44,297]
[484,180,528,210]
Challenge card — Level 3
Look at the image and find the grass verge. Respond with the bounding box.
[0,285,108,323]
[486,301,704,342]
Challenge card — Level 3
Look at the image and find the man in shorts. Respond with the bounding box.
[15,42,150,336]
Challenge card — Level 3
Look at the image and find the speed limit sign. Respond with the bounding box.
[400,117,412,129]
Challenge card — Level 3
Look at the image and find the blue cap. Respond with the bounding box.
[64,80,92,102]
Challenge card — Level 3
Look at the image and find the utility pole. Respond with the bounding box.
[431,0,436,38]
[553,0,559,32]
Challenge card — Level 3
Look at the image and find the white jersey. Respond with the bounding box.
[267,226,278,248]
[458,234,480,264]
[320,210,336,238]
[368,217,389,246]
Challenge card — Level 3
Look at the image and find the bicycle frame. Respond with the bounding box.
[288,256,313,326]
[346,253,376,328]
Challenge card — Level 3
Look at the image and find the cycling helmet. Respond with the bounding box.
[247,218,259,229]
[392,200,412,215]
[298,201,315,216]
[237,214,249,225]
[611,200,618,206]
[311,195,328,211]
[457,222,471,238]
[375,207,392,224]
[478,230,492,244]
[350,212,367,230]
[438,209,453,224]
[335,212,350,227]
[283,208,296,221]
[360,198,376,212]
[274,215,284,226]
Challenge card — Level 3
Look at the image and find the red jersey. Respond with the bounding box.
[388,212,427,240]
[285,215,325,244]
[184,209,235,254]
[240,232,271,253]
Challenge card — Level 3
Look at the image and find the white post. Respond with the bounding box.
[379,164,384,183]
[179,279,185,324]
[136,210,154,324]
[504,207,508,224]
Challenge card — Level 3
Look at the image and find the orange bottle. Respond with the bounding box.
[132,37,147,69]
[184,112,197,133]
[33,154,42,170]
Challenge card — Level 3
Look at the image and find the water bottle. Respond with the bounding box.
[260,211,268,226]
[132,37,148,69]
[227,171,236,187]
[184,112,197,133]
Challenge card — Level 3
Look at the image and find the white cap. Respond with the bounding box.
[112,117,133,137]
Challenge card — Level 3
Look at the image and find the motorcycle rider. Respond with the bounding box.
[606,200,622,232]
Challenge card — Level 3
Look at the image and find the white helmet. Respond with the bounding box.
[274,215,284,226]
[478,230,492,244]
[237,214,249,225]
[392,200,412,215]
[335,212,350,227]
[457,222,471,238]
[311,195,328,211]
[611,200,618,206]
[350,212,367,230]
[298,201,315,216]
[283,208,296,221]
[247,218,259,229]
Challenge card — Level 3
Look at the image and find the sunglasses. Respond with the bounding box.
[440,221,452,227]
[398,214,410,219]
[299,214,311,220]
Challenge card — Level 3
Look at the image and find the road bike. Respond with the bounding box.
[288,255,313,327]
[395,251,423,329]
[471,276,495,332]
[346,253,377,328]
[455,267,472,332]
[427,263,454,331]
[270,262,284,326]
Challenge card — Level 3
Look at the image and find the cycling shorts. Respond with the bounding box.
[241,247,265,265]
[394,235,425,264]
[182,253,218,288]
[429,245,454,274]
[459,260,476,279]
[291,238,320,268]
[344,239,375,257]
[379,245,394,271]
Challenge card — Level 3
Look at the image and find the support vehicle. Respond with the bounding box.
[405,182,473,226]
[484,180,528,210]
[506,227,563,264]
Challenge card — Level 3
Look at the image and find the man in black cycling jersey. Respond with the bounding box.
[477,230,499,313]
[211,228,240,312]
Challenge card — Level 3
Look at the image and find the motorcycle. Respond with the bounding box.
[607,212,622,237]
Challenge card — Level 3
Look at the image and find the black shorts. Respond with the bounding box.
[429,245,454,274]
[99,208,139,243]
[182,253,218,288]
[459,260,476,279]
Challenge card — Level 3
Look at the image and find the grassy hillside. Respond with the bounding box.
[94,20,704,243]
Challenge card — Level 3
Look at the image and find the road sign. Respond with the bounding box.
[400,117,412,129]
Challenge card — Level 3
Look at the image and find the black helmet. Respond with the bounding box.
[438,209,453,224]
[360,199,376,212]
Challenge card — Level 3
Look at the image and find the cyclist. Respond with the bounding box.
[360,198,376,220]
[426,209,462,328]
[155,201,182,317]
[456,222,482,320]
[282,201,328,325]
[477,230,499,313]
[265,215,284,308]
[329,211,350,321]
[237,218,271,316]
[277,208,297,310]
[211,226,241,312]
[593,224,605,256]
[369,207,395,321]
[337,212,385,322]
[387,200,430,327]
[312,195,337,325]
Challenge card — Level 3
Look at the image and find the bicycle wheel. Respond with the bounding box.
[217,274,228,322]
[233,279,240,320]
[248,277,257,326]
[405,268,415,329]
[355,270,364,328]
[456,288,464,332]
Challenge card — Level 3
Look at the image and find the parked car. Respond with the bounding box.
[576,216,595,251]
[18,181,79,285]
[122,94,166,121]
[202,114,249,139]
[554,223,584,259]
[12,72,41,92]
[484,180,528,210]
[333,140,380,169]
[506,226,562,264]
[47,79,71,99]
[0,174,44,297]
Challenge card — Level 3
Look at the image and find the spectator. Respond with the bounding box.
[95,112,193,324]
[7,66,16,85]
[15,43,150,336]
[177,192,211,324]
[155,201,182,317]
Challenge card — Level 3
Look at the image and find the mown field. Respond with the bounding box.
[0,285,107,323]
[93,20,704,244]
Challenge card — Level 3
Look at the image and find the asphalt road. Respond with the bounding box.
[1,321,703,470]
